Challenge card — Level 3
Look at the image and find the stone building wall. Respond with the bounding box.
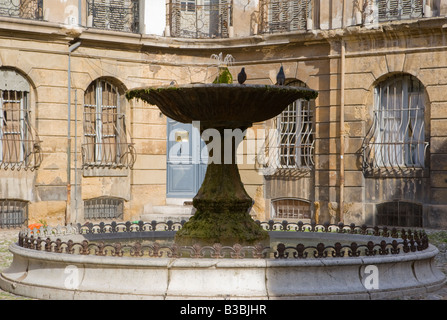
[1,1,447,228]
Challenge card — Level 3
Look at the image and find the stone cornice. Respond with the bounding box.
[1,16,447,54]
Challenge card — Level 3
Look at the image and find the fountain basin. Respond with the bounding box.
[0,222,445,300]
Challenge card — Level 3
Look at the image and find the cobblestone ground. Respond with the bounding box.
[0,228,446,300]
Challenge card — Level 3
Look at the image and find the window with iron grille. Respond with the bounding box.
[0,199,28,228]
[376,201,422,227]
[377,0,423,22]
[362,75,427,174]
[84,197,124,220]
[0,0,43,20]
[259,0,312,34]
[87,0,139,33]
[272,198,311,220]
[0,69,41,171]
[168,0,233,38]
[82,79,135,169]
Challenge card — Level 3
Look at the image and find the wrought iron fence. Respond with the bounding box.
[87,0,139,33]
[167,0,232,38]
[0,0,43,20]
[18,220,430,259]
[259,0,312,34]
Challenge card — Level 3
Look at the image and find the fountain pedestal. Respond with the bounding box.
[176,125,268,245]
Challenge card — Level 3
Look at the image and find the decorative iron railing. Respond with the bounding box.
[87,0,139,33]
[259,0,312,34]
[0,0,43,20]
[18,220,430,259]
[167,0,233,38]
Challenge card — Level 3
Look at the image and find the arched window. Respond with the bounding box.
[272,198,311,220]
[362,74,427,173]
[82,79,135,169]
[0,68,41,170]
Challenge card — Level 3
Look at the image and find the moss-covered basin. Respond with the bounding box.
[125,84,318,129]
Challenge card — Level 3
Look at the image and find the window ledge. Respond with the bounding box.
[83,167,129,177]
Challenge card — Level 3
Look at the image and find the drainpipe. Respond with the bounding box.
[339,39,346,223]
[67,41,81,225]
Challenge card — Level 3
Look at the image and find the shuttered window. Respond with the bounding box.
[260,0,311,33]
[377,0,423,21]
[87,0,139,33]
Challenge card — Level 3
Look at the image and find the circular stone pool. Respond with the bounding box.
[0,221,445,300]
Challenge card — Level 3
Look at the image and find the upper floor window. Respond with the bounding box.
[0,69,41,171]
[0,0,43,20]
[362,74,428,174]
[82,79,135,169]
[87,0,140,33]
[377,0,423,22]
[167,0,233,38]
[259,0,312,34]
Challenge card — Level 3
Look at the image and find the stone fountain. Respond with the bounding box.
[126,83,317,246]
[0,64,445,300]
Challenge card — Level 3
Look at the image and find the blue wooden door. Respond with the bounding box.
[166,119,207,199]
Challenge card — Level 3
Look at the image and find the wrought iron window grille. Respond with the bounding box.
[376,201,423,228]
[0,199,28,228]
[82,80,136,169]
[87,0,140,33]
[256,80,314,175]
[84,197,124,220]
[0,0,43,20]
[361,75,428,176]
[0,90,42,171]
[259,0,312,34]
[167,0,233,39]
[272,198,311,220]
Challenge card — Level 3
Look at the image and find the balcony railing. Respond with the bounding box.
[167,0,233,39]
[259,0,312,34]
[0,0,43,20]
[87,0,139,33]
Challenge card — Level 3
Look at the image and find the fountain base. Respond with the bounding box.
[175,163,269,246]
